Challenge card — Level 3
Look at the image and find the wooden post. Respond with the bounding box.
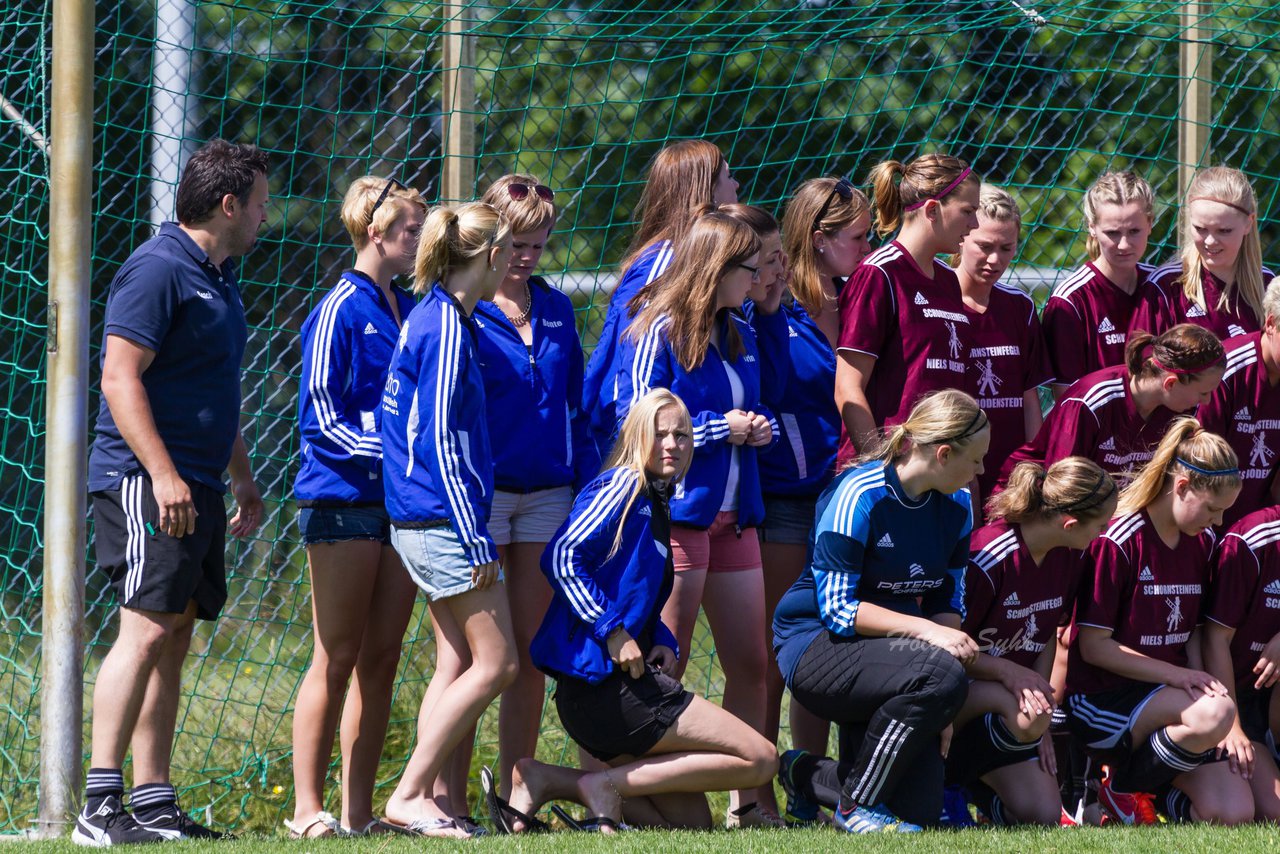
[442,2,475,203]
[41,0,93,835]
[1179,0,1213,197]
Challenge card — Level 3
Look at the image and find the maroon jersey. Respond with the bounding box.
[1206,506,1280,687]
[1197,333,1280,527]
[996,365,1179,488]
[1129,261,1266,340]
[1203,512,1280,686]
[1041,262,1152,387]
[1068,510,1214,695]
[965,520,1085,670]
[837,241,971,463]
[963,282,1055,499]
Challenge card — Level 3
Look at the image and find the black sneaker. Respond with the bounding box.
[72,796,175,846]
[136,804,236,840]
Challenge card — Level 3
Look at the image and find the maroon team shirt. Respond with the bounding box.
[965,520,1085,670]
[963,283,1055,499]
[1041,262,1152,387]
[1129,262,1264,340]
[1206,506,1280,687]
[996,365,1178,488]
[837,241,971,463]
[1197,333,1280,528]
[1068,510,1214,695]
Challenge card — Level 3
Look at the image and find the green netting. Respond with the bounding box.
[5,0,1280,835]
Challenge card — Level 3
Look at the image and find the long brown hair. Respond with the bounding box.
[783,176,870,316]
[626,211,760,371]
[619,139,727,276]
[867,153,979,237]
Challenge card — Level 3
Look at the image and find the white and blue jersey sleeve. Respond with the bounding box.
[811,465,882,635]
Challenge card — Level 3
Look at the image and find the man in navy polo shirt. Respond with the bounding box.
[74,139,268,846]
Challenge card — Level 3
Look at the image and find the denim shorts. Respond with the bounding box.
[758,494,818,546]
[488,486,573,546]
[298,504,391,545]
[391,524,502,601]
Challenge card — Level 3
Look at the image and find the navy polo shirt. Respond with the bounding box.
[89,222,248,493]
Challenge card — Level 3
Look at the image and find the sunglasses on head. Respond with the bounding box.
[812,176,855,232]
[370,177,405,216]
[507,183,554,202]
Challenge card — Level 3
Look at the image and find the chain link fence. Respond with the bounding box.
[5,0,1280,834]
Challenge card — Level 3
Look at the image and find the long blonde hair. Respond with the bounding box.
[1082,171,1155,260]
[867,153,979,238]
[783,176,870,316]
[1116,417,1240,515]
[987,457,1116,524]
[601,389,693,557]
[413,202,511,295]
[1179,166,1264,319]
[626,210,760,370]
[858,389,988,466]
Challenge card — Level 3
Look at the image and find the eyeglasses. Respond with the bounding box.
[370,177,405,216]
[812,176,855,232]
[738,263,761,282]
[507,183,554,202]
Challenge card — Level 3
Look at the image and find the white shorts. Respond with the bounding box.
[488,486,573,546]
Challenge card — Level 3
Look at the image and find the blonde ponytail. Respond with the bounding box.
[1116,417,1240,515]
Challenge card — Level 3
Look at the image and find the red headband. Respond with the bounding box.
[1149,353,1222,376]
[905,166,972,212]
[1188,195,1252,217]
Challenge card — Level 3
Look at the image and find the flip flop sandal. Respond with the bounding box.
[400,816,471,839]
[454,816,488,837]
[283,811,340,839]
[339,817,410,837]
[550,805,628,832]
[480,766,550,834]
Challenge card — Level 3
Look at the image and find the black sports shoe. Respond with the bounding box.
[72,796,175,846]
[136,804,236,840]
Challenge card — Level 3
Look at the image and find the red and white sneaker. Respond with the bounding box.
[1097,771,1157,825]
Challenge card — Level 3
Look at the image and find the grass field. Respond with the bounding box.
[17,825,1280,853]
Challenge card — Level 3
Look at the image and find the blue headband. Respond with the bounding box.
[1175,457,1239,477]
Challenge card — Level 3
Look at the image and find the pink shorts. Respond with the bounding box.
[670,512,761,574]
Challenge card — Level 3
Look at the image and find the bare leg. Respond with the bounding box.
[425,604,471,817]
[1173,761,1255,824]
[660,567,707,679]
[702,567,770,815]
[339,545,417,828]
[510,695,777,832]
[1131,687,1236,752]
[289,541,382,825]
[498,540,553,798]
[90,604,194,771]
[384,585,517,834]
[130,604,197,784]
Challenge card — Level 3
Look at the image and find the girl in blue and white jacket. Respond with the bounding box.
[758,177,874,809]
[379,202,516,839]
[584,139,739,455]
[483,389,776,832]
[462,173,596,803]
[290,176,424,837]
[615,209,780,826]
